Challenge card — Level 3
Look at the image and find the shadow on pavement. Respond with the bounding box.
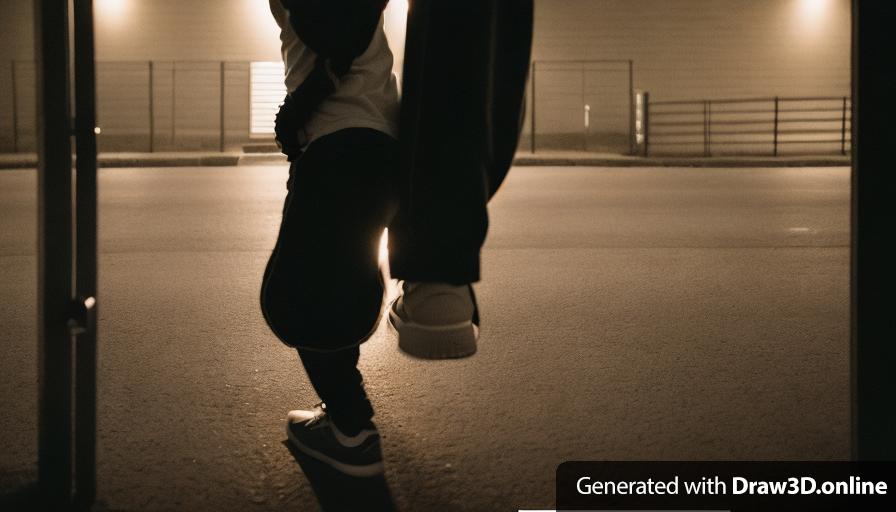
[283,440,397,512]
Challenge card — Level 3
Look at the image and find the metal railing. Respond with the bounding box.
[643,95,852,157]
[4,59,258,153]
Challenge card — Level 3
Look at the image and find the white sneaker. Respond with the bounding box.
[387,281,479,359]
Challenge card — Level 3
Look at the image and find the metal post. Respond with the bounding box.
[148,61,154,152]
[529,61,536,153]
[703,100,709,156]
[11,60,18,153]
[853,0,896,460]
[581,62,586,152]
[220,61,226,152]
[773,96,779,157]
[73,0,98,506]
[247,61,252,139]
[34,0,74,505]
[171,62,176,148]
[643,92,650,156]
[628,59,634,155]
[841,96,848,156]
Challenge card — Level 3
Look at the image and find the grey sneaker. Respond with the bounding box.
[387,281,480,359]
[285,403,384,477]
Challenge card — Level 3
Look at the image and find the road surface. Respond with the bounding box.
[0,165,850,511]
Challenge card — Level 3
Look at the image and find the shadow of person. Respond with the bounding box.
[282,440,397,512]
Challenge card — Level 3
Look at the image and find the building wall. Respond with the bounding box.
[525,0,851,153]
[0,0,850,154]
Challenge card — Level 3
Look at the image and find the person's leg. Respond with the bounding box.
[386,0,533,359]
[487,0,535,198]
[388,0,494,285]
[390,0,534,284]
[261,127,398,350]
[297,346,373,436]
[260,128,397,473]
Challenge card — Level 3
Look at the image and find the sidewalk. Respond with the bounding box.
[0,150,850,169]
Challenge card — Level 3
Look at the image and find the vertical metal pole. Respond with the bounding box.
[773,96,779,157]
[11,60,18,153]
[247,62,252,139]
[530,61,536,153]
[703,100,708,157]
[220,61,226,152]
[148,61,154,152]
[171,62,176,148]
[643,92,650,156]
[853,0,896,460]
[628,59,634,155]
[73,0,98,506]
[841,96,848,156]
[34,0,74,505]
[581,62,586,151]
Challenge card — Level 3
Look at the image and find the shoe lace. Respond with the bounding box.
[304,402,327,427]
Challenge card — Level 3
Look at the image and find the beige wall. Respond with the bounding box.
[525,0,851,153]
[0,0,851,153]
[532,0,851,100]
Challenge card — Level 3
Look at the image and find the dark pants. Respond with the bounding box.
[262,127,396,434]
[260,0,533,433]
[391,0,534,285]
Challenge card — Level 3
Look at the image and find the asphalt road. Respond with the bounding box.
[0,165,850,511]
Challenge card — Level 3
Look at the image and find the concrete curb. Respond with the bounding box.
[1,152,850,169]
[512,155,851,167]
[0,153,244,169]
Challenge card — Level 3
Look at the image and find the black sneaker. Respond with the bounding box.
[285,403,384,477]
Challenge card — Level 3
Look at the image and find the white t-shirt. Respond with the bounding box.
[269,0,400,147]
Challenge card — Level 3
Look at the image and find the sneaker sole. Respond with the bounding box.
[285,423,385,478]
[387,304,479,359]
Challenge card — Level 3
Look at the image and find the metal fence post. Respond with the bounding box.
[34,0,74,505]
[530,61,536,153]
[171,62,176,148]
[773,96,779,157]
[148,61,154,152]
[11,59,18,153]
[643,92,650,156]
[841,96,848,156]
[73,0,98,506]
[580,62,586,151]
[220,61,225,152]
[628,59,634,155]
[703,100,709,156]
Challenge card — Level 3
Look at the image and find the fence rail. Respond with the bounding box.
[2,59,271,154]
[643,95,851,157]
[2,58,853,158]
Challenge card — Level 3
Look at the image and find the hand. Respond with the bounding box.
[274,93,305,162]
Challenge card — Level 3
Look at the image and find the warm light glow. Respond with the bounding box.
[378,228,390,269]
[795,0,833,31]
[383,0,409,78]
[378,228,399,303]
[244,0,283,44]
[95,0,129,25]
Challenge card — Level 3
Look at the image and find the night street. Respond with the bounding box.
[1,165,850,510]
